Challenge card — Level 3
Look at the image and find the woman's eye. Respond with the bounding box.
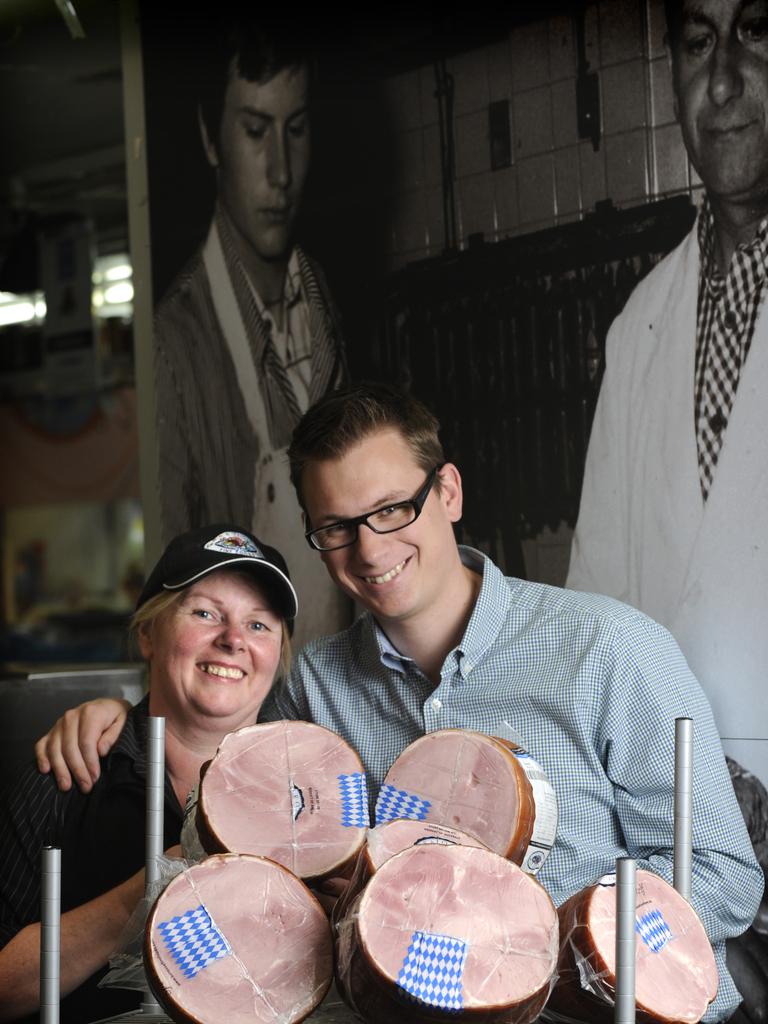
[192,608,214,620]
[248,621,267,632]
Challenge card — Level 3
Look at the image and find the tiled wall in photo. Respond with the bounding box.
[383,0,698,269]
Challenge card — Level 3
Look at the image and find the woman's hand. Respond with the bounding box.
[34,698,131,793]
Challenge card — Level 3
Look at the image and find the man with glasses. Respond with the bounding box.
[33,382,761,1022]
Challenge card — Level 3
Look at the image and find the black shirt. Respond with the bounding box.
[0,696,183,1023]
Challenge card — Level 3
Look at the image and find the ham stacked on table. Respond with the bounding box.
[145,722,718,1024]
[145,853,333,1024]
[374,728,558,874]
[335,843,560,1024]
[147,720,368,1024]
[546,869,718,1024]
[183,719,370,881]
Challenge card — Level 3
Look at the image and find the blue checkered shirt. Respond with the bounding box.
[261,547,762,1021]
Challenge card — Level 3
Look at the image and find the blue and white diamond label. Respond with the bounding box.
[338,772,369,828]
[397,930,468,1011]
[157,904,231,980]
[636,909,673,953]
[204,531,262,558]
[375,784,432,824]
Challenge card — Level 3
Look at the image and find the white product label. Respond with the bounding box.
[511,748,559,874]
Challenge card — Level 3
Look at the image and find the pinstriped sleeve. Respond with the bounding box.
[0,765,60,950]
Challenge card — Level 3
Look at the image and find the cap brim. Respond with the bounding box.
[162,557,299,619]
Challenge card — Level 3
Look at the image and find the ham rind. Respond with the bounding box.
[375,729,555,869]
[336,843,558,1024]
[196,721,369,881]
[145,853,333,1024]
[548,869,719,1023]
[332,820,490,931]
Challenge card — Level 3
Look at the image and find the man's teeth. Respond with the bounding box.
[200,664,245,680]
[364,560,407,585]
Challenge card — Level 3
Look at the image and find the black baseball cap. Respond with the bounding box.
[136,524,298,625]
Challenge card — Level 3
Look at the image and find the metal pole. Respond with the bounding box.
[40,846,61,1024]
[141,715,165,1013]
[614,857,636,1024]
[674,717,693,901]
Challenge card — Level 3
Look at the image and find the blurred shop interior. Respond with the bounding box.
[0,0,701,757]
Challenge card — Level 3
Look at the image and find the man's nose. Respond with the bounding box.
[267,131,292,189]
[354,522,388,562]
[708,38,745,108]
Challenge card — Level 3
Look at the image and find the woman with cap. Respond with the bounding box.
[0,523,297,1024]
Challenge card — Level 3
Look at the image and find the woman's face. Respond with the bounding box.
[140,570,283,732]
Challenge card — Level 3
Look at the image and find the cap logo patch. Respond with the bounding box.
[204,532,263,559]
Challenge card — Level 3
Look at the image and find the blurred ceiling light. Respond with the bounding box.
[103,264,132,282]
[103,282,134,305]
[0,301,37,326]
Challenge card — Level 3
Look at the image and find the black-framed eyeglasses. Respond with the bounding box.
[305,465,443,551]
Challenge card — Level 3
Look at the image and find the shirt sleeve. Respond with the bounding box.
[0,765,61,951]
[599,614,764,1021]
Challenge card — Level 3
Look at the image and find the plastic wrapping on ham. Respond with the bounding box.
[185,720,369,881]
[545,869,718,1024]
[375,728,558,873]
[332,819,491,930]
[336,843,559,1024]
[145,853,333,1024]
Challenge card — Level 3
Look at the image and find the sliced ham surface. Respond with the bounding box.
[549,869,718,1023]
[336,843,558,1024]
[375,728,557,871]
[145,853,333,1024]
[332,820,490,930]
[195,720,369,881]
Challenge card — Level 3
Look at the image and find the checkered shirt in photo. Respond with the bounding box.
[694,201,768,500]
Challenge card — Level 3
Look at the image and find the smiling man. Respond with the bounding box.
[257,380,759,1023]
[568,0,768,803]
[151,13,348,649]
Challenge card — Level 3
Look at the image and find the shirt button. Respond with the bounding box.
[722,310,738,330]
[431,698,443,711]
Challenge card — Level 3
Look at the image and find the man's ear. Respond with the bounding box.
[438,463,464,524]
[198,105,219,169]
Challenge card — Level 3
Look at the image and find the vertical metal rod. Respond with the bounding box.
[142,715,165,1012]
[40,846,61,1024]
[614,857,636,1024]
[674,717,693,901]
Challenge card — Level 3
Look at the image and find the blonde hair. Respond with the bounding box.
[129,571,292,681]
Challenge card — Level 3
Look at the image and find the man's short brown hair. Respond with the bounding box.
[288,381,446,511]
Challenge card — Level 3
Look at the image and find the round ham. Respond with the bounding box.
[375,729,557,872]
[548,869,719,1023]
[192,720,369,881]
[145,853,333,1024]
[336,843,558,1024]
[332,820,490,930]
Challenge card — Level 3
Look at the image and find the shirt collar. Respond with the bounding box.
[373,545,512,679]
[697,195,768,295]
[108,692,149,776]
[248,248,303,321]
